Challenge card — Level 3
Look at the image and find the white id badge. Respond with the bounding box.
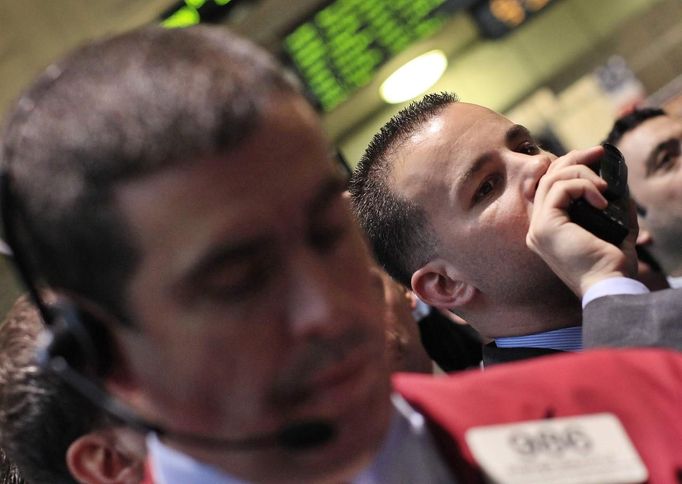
[465,413,648,484]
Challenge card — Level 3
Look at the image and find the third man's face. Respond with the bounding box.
[617,115,682,249]
[111,95,392,483]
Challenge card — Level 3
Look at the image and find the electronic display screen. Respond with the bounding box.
[282,0,471,112]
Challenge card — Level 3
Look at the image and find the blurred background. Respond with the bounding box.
[1,0,681,311]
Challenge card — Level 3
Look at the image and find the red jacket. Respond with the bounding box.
[144,349,682,483]
[395,348,682,483]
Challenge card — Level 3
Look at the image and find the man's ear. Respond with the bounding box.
[411,259,476,310]
[66,432,143,484]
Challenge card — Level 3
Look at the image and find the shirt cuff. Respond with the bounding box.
[581,277,649,308]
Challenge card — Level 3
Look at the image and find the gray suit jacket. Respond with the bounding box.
[583,287,682,350]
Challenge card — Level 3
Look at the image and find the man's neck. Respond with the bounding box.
[666,262,682,278]
[651,247,682,277]
[647,229,682,278]
[475,294,582,340]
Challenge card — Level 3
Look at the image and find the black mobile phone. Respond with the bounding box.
[567,143,629,246]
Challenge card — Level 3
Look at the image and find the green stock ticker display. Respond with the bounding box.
[283,0,555,112]
[283,0,460,112]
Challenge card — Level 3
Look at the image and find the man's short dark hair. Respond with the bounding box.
[604,107,667,145]
[0,26,300,323]
[0,296,114,483]
[349,92,458,287]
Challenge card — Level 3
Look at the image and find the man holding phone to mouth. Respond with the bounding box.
[350,92,647,365]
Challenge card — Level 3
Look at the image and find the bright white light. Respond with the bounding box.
[380,50,448,104]
[0,239,11,256]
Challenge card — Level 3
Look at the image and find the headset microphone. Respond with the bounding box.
[37,331,336,452]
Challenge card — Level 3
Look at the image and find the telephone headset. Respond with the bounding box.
[0,121,334,453]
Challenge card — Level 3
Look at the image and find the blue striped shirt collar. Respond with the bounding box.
[494,325,582,352]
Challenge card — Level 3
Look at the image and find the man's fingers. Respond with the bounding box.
[528,178,608,252]
[535,165,607,205]
[542,178,608,212]
[546,145,605,172]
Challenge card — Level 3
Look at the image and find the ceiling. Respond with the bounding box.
[0,0,333,117]
[0,0,488,139]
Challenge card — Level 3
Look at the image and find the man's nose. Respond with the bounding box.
[286,251,347,339]
[521,153,552,202]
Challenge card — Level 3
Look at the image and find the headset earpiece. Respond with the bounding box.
[2,169,114,379]
[39,299,113,378]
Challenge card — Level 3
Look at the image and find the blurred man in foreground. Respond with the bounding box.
[2,26,682,483]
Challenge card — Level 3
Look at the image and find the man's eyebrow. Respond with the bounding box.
[505,124,532,145]
[453,125,531,200]
[175,174,346,292]
[455,152,495,194]
[645,138,678,177]
[177,237,273,291]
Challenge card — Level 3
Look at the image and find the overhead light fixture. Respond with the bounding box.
[0,239,12,256]
[379,50,448,104]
